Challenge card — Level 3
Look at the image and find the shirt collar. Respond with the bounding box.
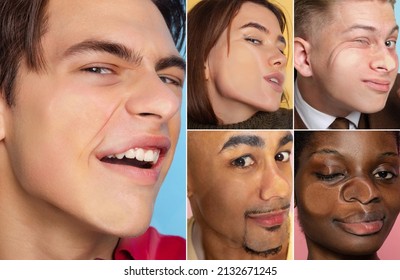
[295,80,361,129]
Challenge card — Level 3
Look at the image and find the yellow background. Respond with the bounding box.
[187,0,293,108]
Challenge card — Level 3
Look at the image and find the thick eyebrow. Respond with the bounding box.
[344,24,399,36]
[220,132,292,153]
[279,133,293,148]
[63,40,143,65]
[240,22,286,47]
[220,135,265,152]
[155,55,186,72]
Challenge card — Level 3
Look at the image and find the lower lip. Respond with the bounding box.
[99,160,163,186]
[336,220,384,236]
[364,81,390,93]
[265,80,283,93]
[248,211,288,228]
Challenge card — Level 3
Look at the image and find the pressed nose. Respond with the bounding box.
[125,74,181,122]
[268,49,287,69]
[259,163,291,201]
[370,47,397,73]
[341,177,381,204]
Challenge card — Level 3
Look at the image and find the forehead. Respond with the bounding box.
[43,0,178,59]
[231,2,282,32]
[329,0,395,30]
[189,131,291,153]
[307,132,397,154]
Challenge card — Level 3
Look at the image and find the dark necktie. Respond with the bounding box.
[328,117,349,129]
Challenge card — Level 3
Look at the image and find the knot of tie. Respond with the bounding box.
[328,117,349,129]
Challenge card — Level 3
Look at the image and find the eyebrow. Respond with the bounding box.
[220,132,292,152]
[63,40,143,65]
[344,24,399,36]
[240,22,286,47]
[310,149,398,159]
[62,39,186,72]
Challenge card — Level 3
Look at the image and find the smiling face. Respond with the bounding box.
[1,0,184,236]
[295,131,400,259]
[188,131,293,259]
[205,2,287,124]
[301,0,398,116]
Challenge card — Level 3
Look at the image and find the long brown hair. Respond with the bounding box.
[188,0,287,125]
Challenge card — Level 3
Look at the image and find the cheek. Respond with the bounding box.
[297,180,339,221]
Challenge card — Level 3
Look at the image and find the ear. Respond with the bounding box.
[294,37,313,77]
[0,93,6,141]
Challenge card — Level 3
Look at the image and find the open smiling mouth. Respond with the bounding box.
[101,148,160,169]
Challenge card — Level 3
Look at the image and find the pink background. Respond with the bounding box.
[294,208,400,260]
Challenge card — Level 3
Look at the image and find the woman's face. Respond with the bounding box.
[205,2,287,124]
[295,131,400,259]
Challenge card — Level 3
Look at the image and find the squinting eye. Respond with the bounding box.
[159,76,181,87]
[374,171,396,180]
[245,37,262,45]
[82,67,113,74]
[231,155,255,168]
[275,151,290,162]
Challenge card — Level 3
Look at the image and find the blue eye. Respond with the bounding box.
[231,155,255,168]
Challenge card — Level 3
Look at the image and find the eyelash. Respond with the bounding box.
[159,76,182,87]
[315,173,345,182]
[231,154,255,169]
[245,37,262,45]
[82,66,114,75]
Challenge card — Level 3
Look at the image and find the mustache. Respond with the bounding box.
[244,199,291,217]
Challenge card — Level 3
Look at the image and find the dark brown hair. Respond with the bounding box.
[0,0,185,106]
[188,0,287,125]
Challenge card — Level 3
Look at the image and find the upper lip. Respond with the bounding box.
[263,72,285,87]
[96,134,171,161]
[362,78,391,85]
[246,204,290,218]
[335,211,385,224]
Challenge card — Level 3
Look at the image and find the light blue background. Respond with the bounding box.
[150,80,186,238]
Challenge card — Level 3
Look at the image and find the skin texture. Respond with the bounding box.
[0,0,184,259]
[295,0,398,117]
[188,131,293,260]
[205,2,287,124]
[295,131,400,260]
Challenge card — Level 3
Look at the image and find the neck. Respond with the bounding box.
[192,219,288,260]
[297,76,352,117]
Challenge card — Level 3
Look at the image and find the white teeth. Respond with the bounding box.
[136,148,145,161]
[270,78,279,84]
[105,148,161,164]
[144,150,154,161]
[125,149,136,159]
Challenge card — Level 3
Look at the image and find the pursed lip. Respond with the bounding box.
[362,78,392,93]
[95,134,171,185]
[247,206,290,230]
[263,72,285,93]
[334,211,385,236]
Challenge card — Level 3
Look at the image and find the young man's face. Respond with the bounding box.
[188,131,292,257]
[1,0,184,236]
[305,0,398,116]
[295,132,400,259]
[205,2,287,124]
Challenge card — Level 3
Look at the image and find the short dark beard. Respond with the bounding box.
[243,245,282,257]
